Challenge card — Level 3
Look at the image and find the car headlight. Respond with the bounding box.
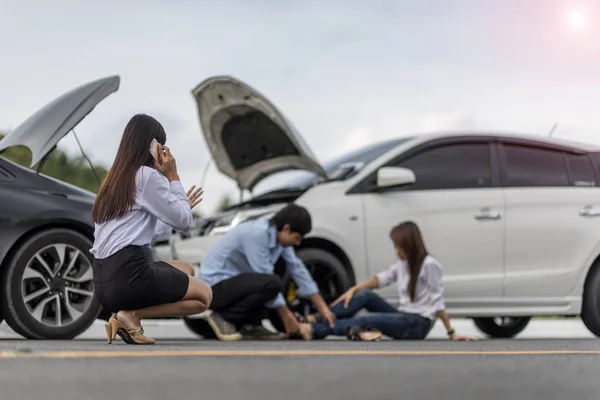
[205,214,242,236]
[204,211,274,236]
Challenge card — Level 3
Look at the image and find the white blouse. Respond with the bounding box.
[376,255,446,320]
[90,166,194,259]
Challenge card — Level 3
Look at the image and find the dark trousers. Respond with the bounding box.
[209,273,283,327]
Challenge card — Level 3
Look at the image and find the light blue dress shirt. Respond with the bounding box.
[197,217,319,308]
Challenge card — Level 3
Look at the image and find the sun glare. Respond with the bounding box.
[567,7,589,33]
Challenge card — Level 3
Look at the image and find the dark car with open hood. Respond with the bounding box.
[0,76,120,339]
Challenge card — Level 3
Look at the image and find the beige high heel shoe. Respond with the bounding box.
[104,314,155,345]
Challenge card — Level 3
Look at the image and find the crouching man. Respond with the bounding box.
[197,203,335,340]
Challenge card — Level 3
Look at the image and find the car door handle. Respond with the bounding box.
[474,208,502,220]
[579,206,600,217]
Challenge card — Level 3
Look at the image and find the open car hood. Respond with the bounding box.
[191,75,326,191]
[0,75,120,168]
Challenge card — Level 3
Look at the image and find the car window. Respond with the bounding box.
[503,144,569,187]
[394,142,492,190]
[566,153,597,187]
[589,152,600,180]
[251,137,413,195]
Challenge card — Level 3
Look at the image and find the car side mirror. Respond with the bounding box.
[376,167,416,189]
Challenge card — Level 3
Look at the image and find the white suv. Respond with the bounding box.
[154,75,600,339]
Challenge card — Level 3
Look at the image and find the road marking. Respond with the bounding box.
[1,349,600,359]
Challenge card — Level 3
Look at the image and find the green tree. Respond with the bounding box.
[0,133,108,193]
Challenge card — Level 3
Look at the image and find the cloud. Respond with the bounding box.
[3,0,600,216]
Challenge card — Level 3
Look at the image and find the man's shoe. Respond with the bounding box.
[239,325,288,340]
[206,312,242,341]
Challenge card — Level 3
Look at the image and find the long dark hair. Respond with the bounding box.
[92,114,166,224]
[389,221,429,301]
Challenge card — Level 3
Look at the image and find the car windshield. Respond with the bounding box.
[251,136,414,196]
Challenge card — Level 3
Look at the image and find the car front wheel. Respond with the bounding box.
[182,317,217,339]
[269,247,353,333]
[472,316,531,338]
[1,228,102,339]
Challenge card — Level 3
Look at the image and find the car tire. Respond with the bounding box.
[182,317,217,339]
[581,263,600,338]
[1,228,102,339]
[268,247,352,333]
[472,317,531,338]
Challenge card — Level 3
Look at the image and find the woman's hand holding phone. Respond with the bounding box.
[152,142,204,208]
[153,144,180,182]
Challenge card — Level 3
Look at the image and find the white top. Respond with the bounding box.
[90,166,194,259]
[376,255,446,320]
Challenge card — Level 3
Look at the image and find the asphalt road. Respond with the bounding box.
[1,320,599,400]
[1,316,597,340]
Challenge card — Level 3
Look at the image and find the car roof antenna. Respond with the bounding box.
[547,122,558,138]
[72,129,101,185]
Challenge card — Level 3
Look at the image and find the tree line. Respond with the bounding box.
[0,133,234,214]
[0,133,108,193]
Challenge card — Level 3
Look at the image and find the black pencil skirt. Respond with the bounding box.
[92,245,190,312]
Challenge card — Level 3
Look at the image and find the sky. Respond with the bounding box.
[1,0,600,214]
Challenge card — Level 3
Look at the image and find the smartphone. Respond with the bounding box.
[149,138,160,161]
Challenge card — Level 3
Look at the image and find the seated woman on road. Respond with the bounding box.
[296,221,477,341]
[90,113,213,345]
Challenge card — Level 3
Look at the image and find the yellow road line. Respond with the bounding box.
[1,349,600,359]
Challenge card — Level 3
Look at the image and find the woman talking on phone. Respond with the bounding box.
[90,113,212,345]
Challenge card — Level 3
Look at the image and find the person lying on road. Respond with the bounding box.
[295,221,478,341]
[197,203,336,341]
